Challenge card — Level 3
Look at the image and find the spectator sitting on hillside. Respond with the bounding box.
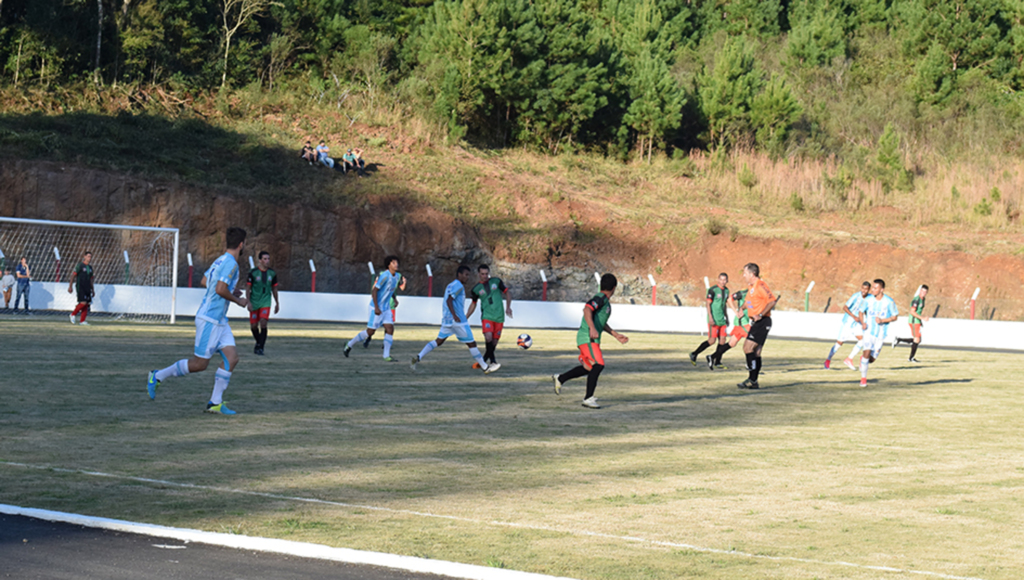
[300,141,316,165]
[316,140,335,169]
[343,148,367,176]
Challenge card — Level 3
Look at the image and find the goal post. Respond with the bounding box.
[0,217,180,323]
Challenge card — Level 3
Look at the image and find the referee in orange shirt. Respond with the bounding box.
[738,263,777,390]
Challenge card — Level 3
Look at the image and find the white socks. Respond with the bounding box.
[211,368,231,404]
[418,340,438,360]
[347,330,370,349]
[859,357,869,378]
[383,334,394,358]
[155,359,190,382]
[469,346,486,367]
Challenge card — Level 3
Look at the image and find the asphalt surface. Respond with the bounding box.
[1,514,452,580]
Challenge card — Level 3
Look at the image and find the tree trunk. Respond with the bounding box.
[94,0,103,84]
[222,34,231,88]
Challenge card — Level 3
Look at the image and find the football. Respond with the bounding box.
[516,334,532,349]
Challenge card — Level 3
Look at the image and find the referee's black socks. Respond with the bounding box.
[746,353,760,383]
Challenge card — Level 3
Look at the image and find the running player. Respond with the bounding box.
[825,281,870,369]
[893,285,928,362]
[364,273,406,348]
[853,279,899,387]
[552,273,629,409]
[67,251,94,325]
[708,287,750,369]
[738,263,776,390]
[410,265,500,374]
[246,251,280,355]
[344,256,401,361]
[147,228,249,415]
[689,273,729,366]
[466,264,513,367]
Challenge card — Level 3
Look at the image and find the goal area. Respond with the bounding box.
[0,217,179,323]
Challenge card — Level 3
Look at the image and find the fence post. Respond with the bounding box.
[703,276,710,290]
[53,247,62,283]
[123,250,130,285]
[540,269,548,301]
[426,264,433,297]
[594,272,600,285]
[970,287,980,320]
[248,255,255,270]
[309,259,317,293]
[805,281,815,312]
[187,253,194,288]
[648,274,657,305]
[0,246,6,272]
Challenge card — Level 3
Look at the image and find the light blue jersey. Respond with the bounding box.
[864,294,898,339]
[841,291,869,325]
[371,271,401,309]
[441,279,466,325]
[196,253,239,324]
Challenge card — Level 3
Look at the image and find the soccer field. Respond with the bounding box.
[1,317,1021,580]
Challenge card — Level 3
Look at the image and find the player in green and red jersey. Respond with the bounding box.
[466,264,513,367]
[551,273,628,409]
[246,251,279,355]
[893,284,928,362]
[689,273,730,367]
[708,288,751,369]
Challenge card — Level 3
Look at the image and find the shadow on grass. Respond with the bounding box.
[0,111,322,196]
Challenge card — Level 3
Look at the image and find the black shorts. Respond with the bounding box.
[747,317,772,345]
[77,291,93,304]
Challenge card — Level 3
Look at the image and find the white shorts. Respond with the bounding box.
[837,320,865,343]
[438,322,475,343]
[367,302,395,329]
[194,318,236,359]
[855,334,884,359]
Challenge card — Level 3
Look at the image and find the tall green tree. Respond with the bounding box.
[698,35,762,148]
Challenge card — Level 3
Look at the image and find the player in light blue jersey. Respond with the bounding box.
[147,228,249,415]
[344,256,402,361]
[848,279,899,387]
[411,265,500,374]
[825,281,870,369]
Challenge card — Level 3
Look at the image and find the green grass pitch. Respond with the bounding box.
[1,317,1021,580]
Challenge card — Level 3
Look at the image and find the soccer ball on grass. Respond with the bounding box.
[517,334,532,349]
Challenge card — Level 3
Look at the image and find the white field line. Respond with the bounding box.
[1,461,986,580]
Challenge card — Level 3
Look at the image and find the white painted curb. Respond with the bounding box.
[0,504,578,580]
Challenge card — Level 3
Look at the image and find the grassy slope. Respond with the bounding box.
[1,318,1022,579]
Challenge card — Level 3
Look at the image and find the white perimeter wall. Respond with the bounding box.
[23,282,1024,351]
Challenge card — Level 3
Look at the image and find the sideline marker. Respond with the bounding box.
[540,270,548,301]
[309,259,317,293]
[805,281,815,312]
[648,274,657,305]
[426,264,433,297]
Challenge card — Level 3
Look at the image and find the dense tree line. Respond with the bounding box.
[4,0,1024,158]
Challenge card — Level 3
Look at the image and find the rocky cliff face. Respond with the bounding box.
[3,159,1024,318]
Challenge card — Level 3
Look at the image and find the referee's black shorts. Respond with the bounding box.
[747,316,772,345]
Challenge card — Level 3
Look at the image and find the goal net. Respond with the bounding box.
[0,217,179,323]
